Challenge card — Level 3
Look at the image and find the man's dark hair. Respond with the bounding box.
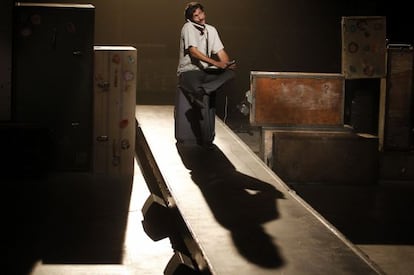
[184,2,204,21]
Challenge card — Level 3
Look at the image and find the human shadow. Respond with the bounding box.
[176,143,286,268]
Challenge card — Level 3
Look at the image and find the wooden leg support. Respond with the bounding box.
[164,251,199,275]
[141,194,172,241]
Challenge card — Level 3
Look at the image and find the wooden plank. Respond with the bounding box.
[383,45,414,151]
[93,46,137,176]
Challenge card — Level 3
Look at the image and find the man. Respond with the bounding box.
[176,2,236,149]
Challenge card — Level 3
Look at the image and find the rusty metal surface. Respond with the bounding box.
[250,72,344,127]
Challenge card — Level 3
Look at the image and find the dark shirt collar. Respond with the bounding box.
[187,19,206,35]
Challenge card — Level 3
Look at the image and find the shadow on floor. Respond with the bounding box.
[176,143,286,268]
[232,124,414,246]
[3,173,133,275]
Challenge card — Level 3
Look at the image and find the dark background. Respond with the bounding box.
[0,2,413,273]
[1,0,413,125]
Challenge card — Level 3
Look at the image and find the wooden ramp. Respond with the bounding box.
[135,105,383,275]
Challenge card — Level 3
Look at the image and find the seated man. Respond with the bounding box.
[176,2,236,149]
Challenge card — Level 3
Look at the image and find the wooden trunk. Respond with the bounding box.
[384,44,414,151]
[341,16,387,79]
[271,130,379,184]
[250,72,344,127]
[93,46,137,176]
[13,2,95,171]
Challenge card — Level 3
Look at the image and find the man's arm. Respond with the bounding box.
[189,47,231,69]
[217,49,236,69]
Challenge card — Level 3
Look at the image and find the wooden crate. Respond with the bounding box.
[260,126,351,167]
[384,44,414,151]
[271,130,379,184]
[93,46,137,176]
[341,16,387,79]
[250,72,344,127]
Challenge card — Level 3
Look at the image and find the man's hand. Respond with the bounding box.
[214,60,236,69]
[226,60,236,69]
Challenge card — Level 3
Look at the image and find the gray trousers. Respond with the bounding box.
[177,69,235,145]
[178,69,236,96]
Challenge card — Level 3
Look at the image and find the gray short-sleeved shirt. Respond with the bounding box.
[177,21,224,75]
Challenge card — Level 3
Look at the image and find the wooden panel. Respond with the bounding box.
[250,72,344,127]
[260,126,351,168]
[271,130,379,184]
[384,44,414,151]
[93,46,137,176]
[0,1,12,121]
[380,152,414,181]
[345,78,380,135]
[13,3,95,171]
[341,16,386,79]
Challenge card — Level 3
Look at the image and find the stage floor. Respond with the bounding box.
[13,104,411,275]
[135,105,383,274]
